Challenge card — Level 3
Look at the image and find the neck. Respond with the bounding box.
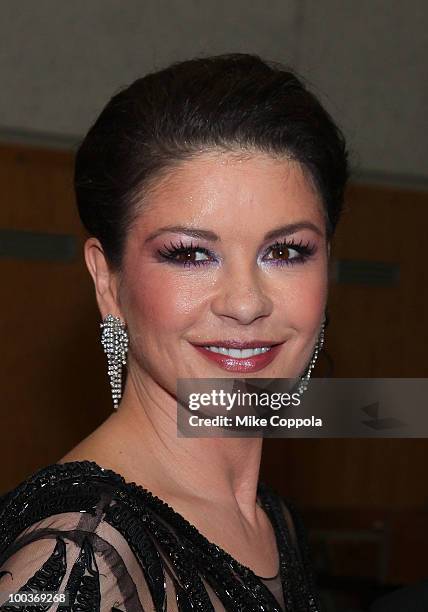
[97,367,264,523]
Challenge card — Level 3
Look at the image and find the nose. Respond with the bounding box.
[210,262,273,325]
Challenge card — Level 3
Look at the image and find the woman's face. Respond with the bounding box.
[116,152,329,390]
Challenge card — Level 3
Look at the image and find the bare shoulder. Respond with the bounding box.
[57,412,138,477]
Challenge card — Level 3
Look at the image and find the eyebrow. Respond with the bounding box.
[145,221,324,243]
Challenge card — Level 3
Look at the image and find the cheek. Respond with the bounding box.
[278,267,328,330]
[123,268,208,334]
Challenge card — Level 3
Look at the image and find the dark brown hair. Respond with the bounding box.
[75,52,349,272]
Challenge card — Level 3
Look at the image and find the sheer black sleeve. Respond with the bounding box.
[0,462,322,612]
[0,494,161,611]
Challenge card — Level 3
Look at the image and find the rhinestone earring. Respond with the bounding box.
[297,320,326,395]
[100,314,129,409]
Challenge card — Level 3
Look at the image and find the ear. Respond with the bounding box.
[84,237,124,321]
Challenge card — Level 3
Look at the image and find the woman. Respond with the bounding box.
[0,53,348,611]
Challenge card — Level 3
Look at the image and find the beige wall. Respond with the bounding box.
[0,0,427,180]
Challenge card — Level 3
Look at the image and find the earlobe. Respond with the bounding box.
[84,238,123,320]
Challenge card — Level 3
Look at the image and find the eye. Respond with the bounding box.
[266,243,298,262]
[158,240,215,267]
[263,239,316,266]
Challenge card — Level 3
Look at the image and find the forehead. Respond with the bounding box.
[132,151,325,231]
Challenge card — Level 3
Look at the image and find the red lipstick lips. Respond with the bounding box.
[192,342,283,373]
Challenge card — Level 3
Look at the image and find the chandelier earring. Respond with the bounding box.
[100,314,129,409]
[296,320,326,396]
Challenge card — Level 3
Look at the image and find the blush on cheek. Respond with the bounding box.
[126,270,207,334]
[288,285,326,372]
[303,287,326,320]
[287,278,326,322]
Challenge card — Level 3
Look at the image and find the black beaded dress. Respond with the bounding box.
[0,461,322,612]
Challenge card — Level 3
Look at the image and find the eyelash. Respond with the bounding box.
[157,238,316,268]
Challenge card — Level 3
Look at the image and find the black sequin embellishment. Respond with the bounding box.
[0,536,67,611]
[0,461,322,612]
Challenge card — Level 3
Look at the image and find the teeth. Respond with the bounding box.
[204,346,271,358]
